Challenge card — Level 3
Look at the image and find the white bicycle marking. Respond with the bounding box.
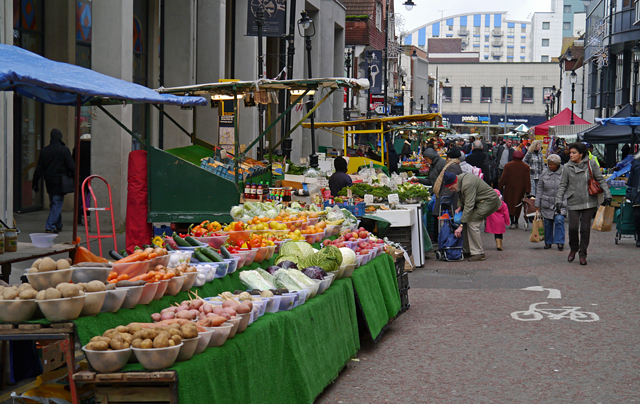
[511,302,600,322]
[521,286,562,299]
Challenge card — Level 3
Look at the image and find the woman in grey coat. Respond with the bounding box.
[523,140,544,196]
[535,154,566,251]
[555,142,612,265]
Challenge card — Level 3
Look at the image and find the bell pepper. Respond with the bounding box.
[152,236,165,247]
[233,221,244,231]
[207,221,221,232]
[235,239,245,248]
[250,238,261,248]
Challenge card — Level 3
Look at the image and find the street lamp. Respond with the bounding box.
[570,70,577,125]
[366,52,373,118]
[403,0,416,11]
[419,95,424,114]
[297,11,318,168]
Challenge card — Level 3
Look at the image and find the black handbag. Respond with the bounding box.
[61,173,75,194]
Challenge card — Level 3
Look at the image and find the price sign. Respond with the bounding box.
[347,188,353,198]
[395,176,403,185]
[380,176,388,186]
[317,178,328,188]
[364,194,374,204]
[388,194,400,204]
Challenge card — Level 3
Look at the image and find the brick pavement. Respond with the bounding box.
[316,225,640,403]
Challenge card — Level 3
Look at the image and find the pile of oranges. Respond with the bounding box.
[301,221,326,235]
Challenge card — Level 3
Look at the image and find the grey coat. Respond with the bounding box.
[556,156,611,211]
[535,166,566,219]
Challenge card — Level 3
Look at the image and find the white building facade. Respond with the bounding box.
[530,0,564,62]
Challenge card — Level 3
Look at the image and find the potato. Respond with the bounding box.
[103,329,119,339]
[19,289,38,300]
[55,283,70,292]
[127,324,142,334]
[171,335,182,345]
[17,283,33,293]
[35,290,46,300]
[2,289,17,300]
[32,259,43,269]
[105,283,116,290]
[59,284,80,298]
[168,339,175,346]
[180,324,198,339]
[132,330,145,340]
[115,326,129,333]
[56,259,71,270]
[44,288,62,300]
[142,329,159,340]
[86,341,109,351]
[90,336,111,344]
[120,333,133,345]
[167,328,183,338]
[140,339,153,349]
[83,280,106,293]
[131,338,143,348]
[38,257,57,272]
[235,304,251,314]
[153,334,170,348]
[109,335,129,350]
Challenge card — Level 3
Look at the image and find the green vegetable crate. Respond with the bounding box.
[323,201,365,216]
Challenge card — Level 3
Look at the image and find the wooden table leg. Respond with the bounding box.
[61,336,79,404]
[1,263,10,283]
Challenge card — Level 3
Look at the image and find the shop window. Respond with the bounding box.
[501,87,513,103]
[508,27,514,35]
[461,87,472,103]
[541,55,549,62]
[522,87,534,103]
[443,86,452,102]
[564,5,571,13]
[507,48,514,57]
[563,22,571,31]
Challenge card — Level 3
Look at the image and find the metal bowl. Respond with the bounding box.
[71,266,111,284]
[204,323,233,347]
[0,299,38,322]
[83,346,131,373]
[37,295,85,321]
[176,336,201,362]
[99,288,127,313]
[118,285,144,309]
[26,269,74,291]
[79,291,107,317]
[180,272,197,293]
[132,343,182,371]
[194,329,214,354]
[225,317,241,339]
[137,282,159,305]
[165,276,186,296]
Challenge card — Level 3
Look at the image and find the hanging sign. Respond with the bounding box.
[246,0,287,37]
[367,50,383,93]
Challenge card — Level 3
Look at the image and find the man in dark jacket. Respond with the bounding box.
[329,156,353,197]
[417,148,446,186]
[465,140,486,169]
[400,140,412,160]
[625,151,640,247]
[462,136,475,154]
[33,129,76,233]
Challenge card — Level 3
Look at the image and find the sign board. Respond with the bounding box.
[364,194,374,204]
[388,194,400,204]
[430,104,439,113]
[370,94,384,111]
[246,0,287,37]
[366,50,383,93]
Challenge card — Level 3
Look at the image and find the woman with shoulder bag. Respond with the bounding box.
[555,142,611,265]
[625,150,640,247]
[535,154,566,251]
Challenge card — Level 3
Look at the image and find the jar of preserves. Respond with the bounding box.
[4,228,17,253]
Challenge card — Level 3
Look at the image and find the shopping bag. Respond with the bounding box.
[592,205,614,232]
[529,212,545,242]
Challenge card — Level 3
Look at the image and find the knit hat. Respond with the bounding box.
[547,154,561,165]
[513,150,525,160]
[446,147,462,159]
[443,172,458,187]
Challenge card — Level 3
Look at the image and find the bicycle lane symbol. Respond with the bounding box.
[511,302,600,322]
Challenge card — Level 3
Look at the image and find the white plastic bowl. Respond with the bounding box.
[26,269,74,291]
[132,343,182,371]
[137,282,158,305]
[264,295,282,313]
[194,329,214,354]
[152,279,170,300]
[176,336,201,362]
[317,277,331,295]
[342,263,357,278]
[118,285,144,309]
[79,291,107,317]
[205,323,233,347]
[278,294,296,311]
[237,313,251,333]
[38,295,86,321]
[99,288,127,313]
[0,299,38,322]
[71,266,111,284]
[29,233,57,248]
[226,317,241,339]
[180,271,198,292]
[83,346,131,373]
[165,276,186,296]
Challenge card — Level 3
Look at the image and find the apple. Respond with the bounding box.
[338,242,346,248]
[361,249,369,254]
[323,239,331,246]
[359,227,365,232]
[356,247,362,253]
[359,231,368,239]
[376,239,384,244]
[358,241,368,248]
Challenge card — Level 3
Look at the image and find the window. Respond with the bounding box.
[485,26,490,33]
[563,22,571,31]
[541,55,549,62]
[521,46,526,53]
[542,38,549,47]
[508,27,514,35]
[474,36,480,43]
[376,3,382,30]
[522,87,534,103]
[443,87,452,102]
[474,27,480,35]
[507,37,514,44]
[542,22,550,30]
[507,48,514,56]
[481,87,492,102]
[564,5,571,13]
[461,87,472,103]
[521,36,526,43]
[521,25,527,33]
[501,86,513,103]
[448,25,453,31]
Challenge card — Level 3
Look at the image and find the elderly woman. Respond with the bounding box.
[523,140,544,196]
[535,154,566,251]
[556,142,611,265]
[498,150,531,228]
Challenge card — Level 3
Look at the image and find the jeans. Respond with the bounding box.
[543,214,565,245]
[46,194,64,231]
[568,208,597,257]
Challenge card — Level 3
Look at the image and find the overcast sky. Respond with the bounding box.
[393,0,553,33]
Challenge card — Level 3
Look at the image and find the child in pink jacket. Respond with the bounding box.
[486,189,510,250]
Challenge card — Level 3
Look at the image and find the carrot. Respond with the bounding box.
[114,251,149,264]
[129,273,151,282]
[116,274,129,282]
[148,253,158,259]
[108,271,118,280]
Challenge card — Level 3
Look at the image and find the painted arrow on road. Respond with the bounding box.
[522,286,562,299]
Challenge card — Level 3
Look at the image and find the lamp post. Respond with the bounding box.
[345,47,353,117]
[631,41,640,151]
[420,95,424,114]
[401,81,406,114]
[403,0,416,11]
[366,52,373,118]
[570,70,577,125]
[255,6,265,159]
[298,11,318,168]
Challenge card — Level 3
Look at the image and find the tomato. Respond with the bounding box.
[235,239,245,248]
[250,238,261,248]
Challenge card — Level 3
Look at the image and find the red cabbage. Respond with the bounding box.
[266,265,281,275]
[277,260,298,269]
[302,266,326,280]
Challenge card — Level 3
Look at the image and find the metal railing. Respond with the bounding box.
[458,28,469,35]
[492,29,503,36]
[491,41,503,46]
[491,51,503,57]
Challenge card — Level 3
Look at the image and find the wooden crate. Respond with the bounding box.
[73,370,178,404]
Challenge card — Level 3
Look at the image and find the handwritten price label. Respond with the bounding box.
[364,194,374,204]
[388,194,400,204]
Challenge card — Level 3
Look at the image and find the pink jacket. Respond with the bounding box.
[486,201,510,234]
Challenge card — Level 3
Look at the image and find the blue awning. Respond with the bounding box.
[0,44,207,107]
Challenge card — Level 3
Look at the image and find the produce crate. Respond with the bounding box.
[323,201,366,217]
[610,186,627,196]
[395,257,410,314]
[153,225,172,237]
[386,226,413,257]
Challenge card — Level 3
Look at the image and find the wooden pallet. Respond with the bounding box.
[74,370,178,404]
[0,322,75,335]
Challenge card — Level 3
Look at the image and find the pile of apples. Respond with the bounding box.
[323,228,384,253]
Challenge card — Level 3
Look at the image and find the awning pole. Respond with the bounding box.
[234,88,239,186]
[72,95,81,244]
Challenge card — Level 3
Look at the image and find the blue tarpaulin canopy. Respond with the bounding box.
[596,117,640,126]
[0,44,207,106]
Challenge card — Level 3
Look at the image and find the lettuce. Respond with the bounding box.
[273,269,303,290]
[339,247,357,266]
[279,241,315,260]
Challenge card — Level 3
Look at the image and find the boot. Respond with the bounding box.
[496,239,503,251]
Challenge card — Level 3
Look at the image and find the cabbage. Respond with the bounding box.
[265,209,279,219]
[239,270,275,291]
[273,269,304,290]
[255,268,274,285]
[279,241,315,260]
[275,255,299,266]
[287,269,315,287]
[302,266,326,280]
[230,206,244,219]
[339,247,357,266]
[299,246,342,273]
